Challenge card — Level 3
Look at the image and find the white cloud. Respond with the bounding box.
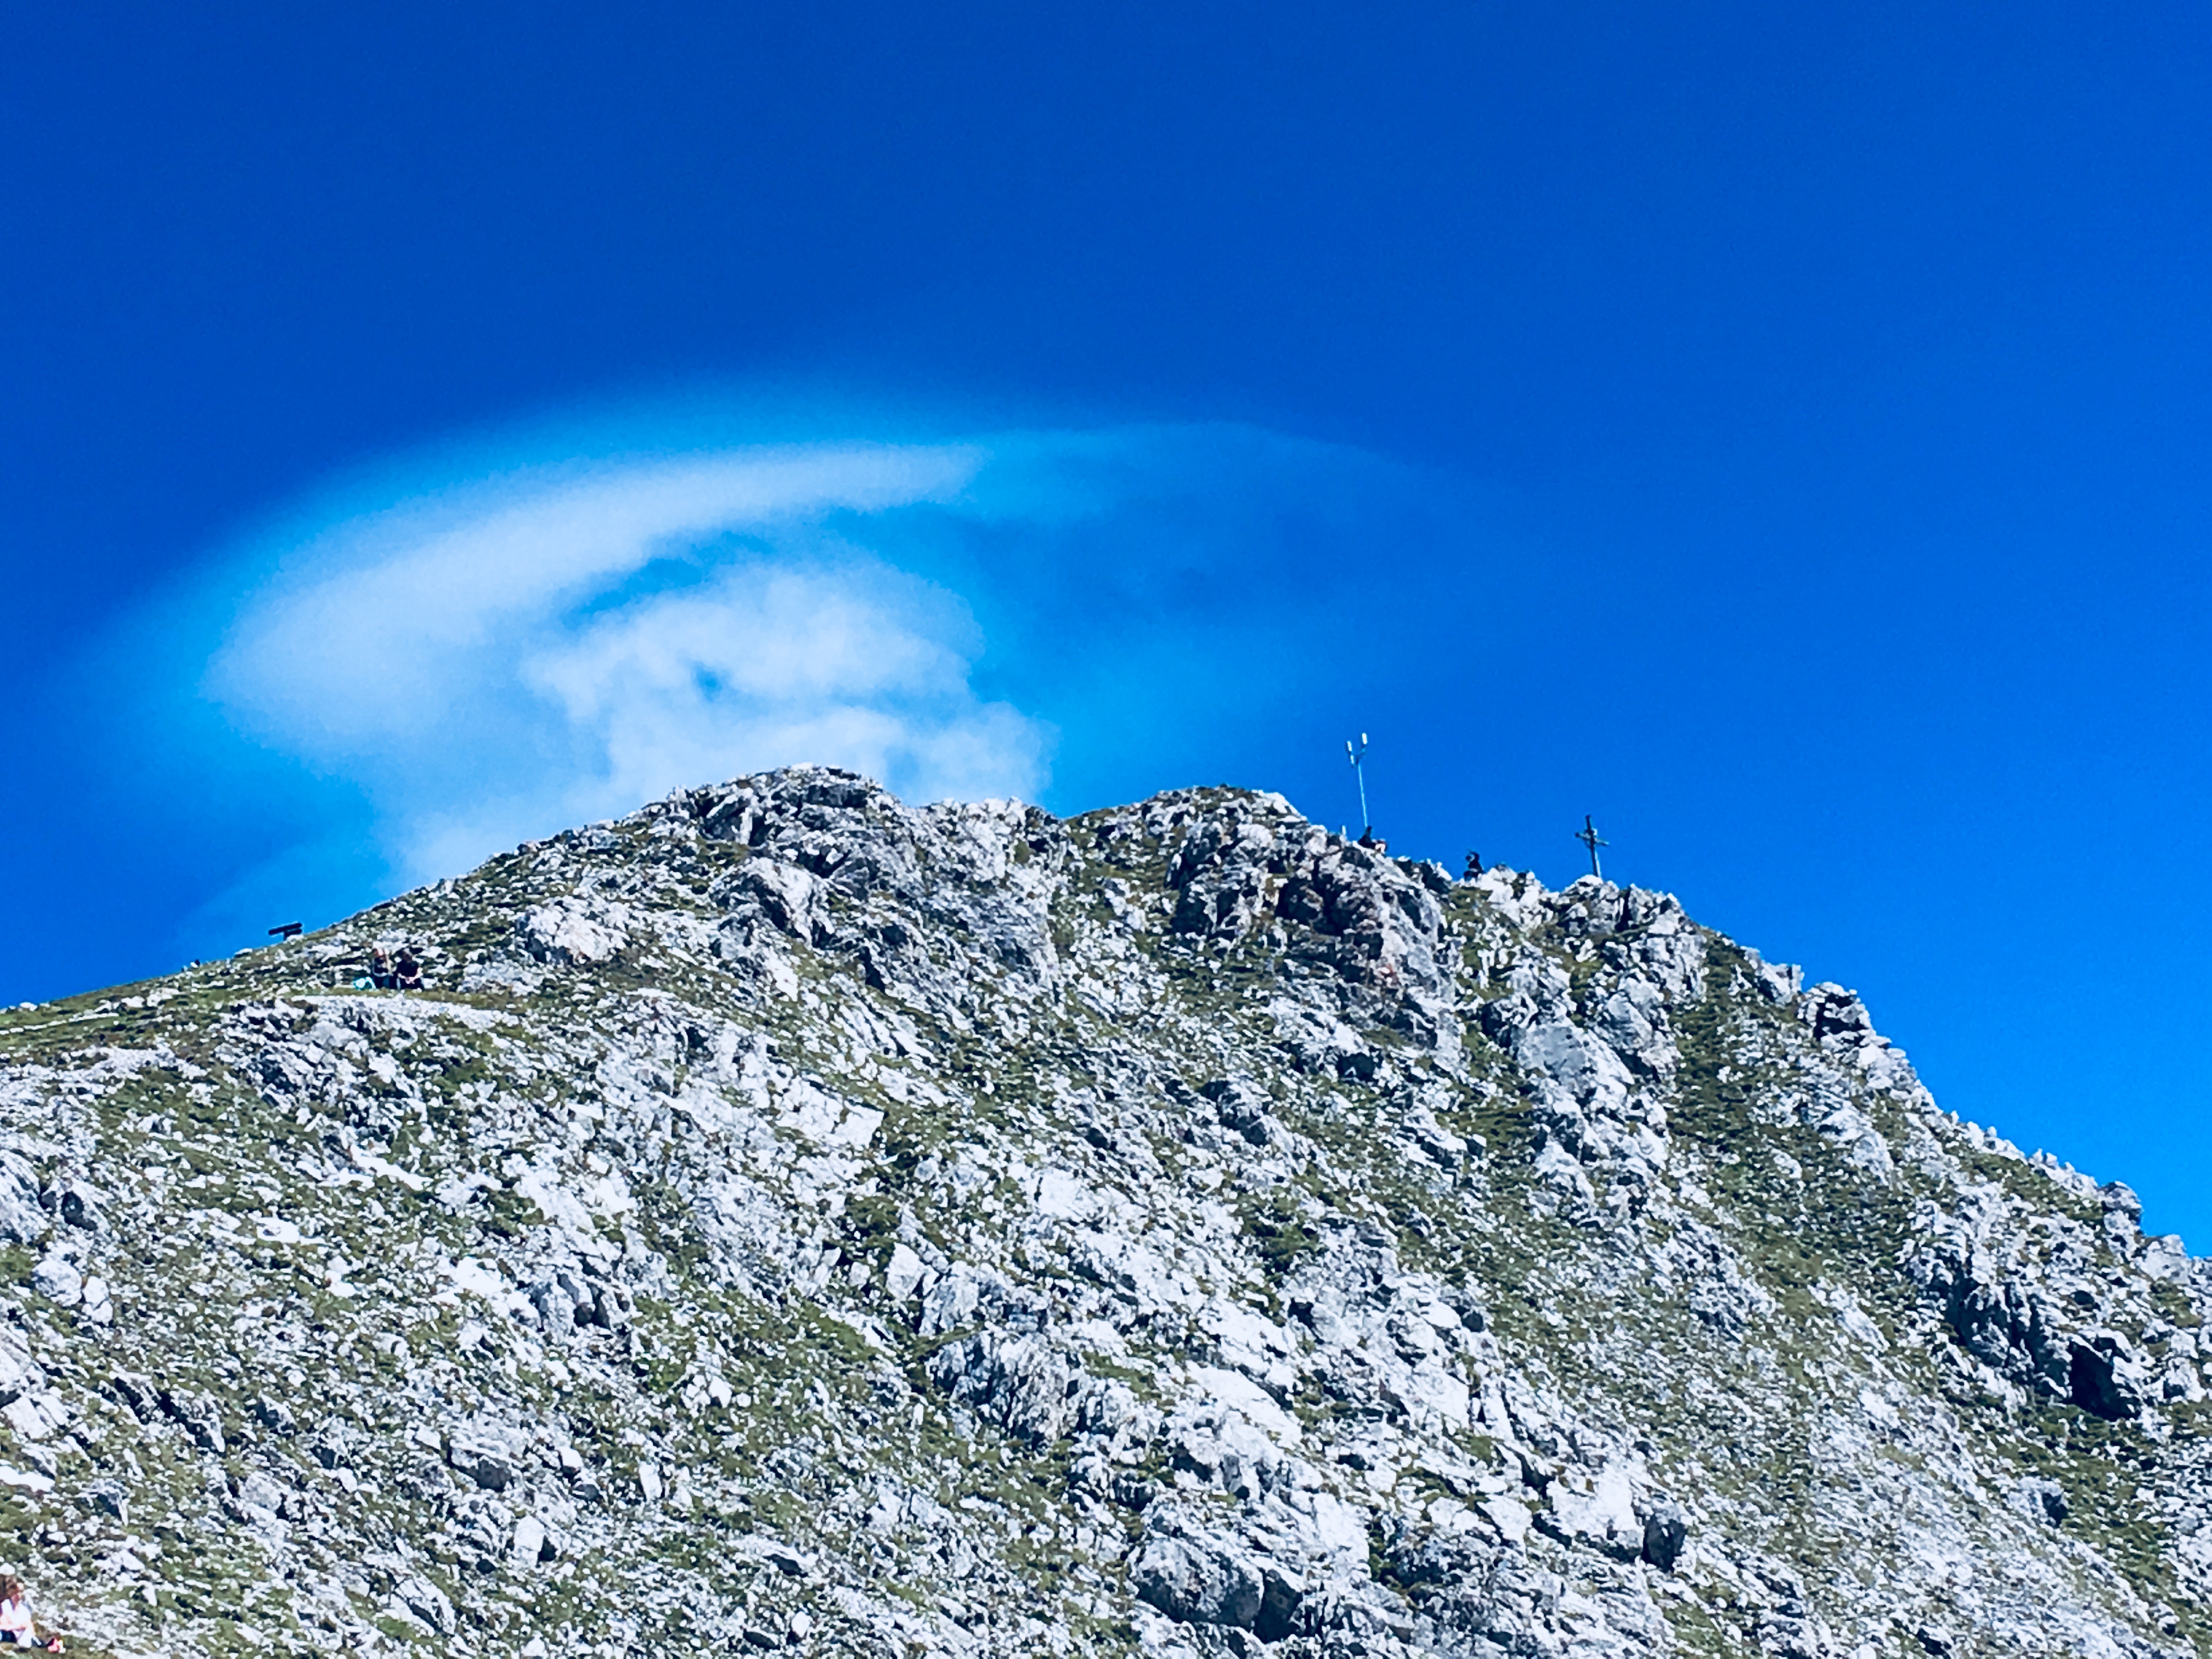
[203,441,1049,885]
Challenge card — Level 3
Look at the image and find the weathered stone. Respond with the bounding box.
[29,1250,79,1307]
[0,1154,44,1245]
[394,1575,453,1635]
[517,896,630,966]
[0,765,2196,1659]
[1131,1534,1264,1628]
[1639,1492,1688,1570]
[155,1386,225,1454]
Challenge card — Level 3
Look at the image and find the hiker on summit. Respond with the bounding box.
[0,1576,63,1650]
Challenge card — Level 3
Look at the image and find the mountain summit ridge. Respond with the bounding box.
[0,765,2204,1658]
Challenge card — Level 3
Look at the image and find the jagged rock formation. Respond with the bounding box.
[0,767,2206,1658]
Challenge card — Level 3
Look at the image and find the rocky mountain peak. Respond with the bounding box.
[0,765,2204,1657]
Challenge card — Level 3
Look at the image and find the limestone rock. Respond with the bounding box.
[517,895,630,966]
[1131,1531,1265,1628]
[0,765,2199,1658]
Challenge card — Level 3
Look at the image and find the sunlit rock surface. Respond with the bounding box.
[0,766,2205,1657]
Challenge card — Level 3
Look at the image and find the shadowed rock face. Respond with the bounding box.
[0,764,2207,1657]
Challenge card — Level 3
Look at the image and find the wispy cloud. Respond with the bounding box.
[204,441,1047,886]
[132,410,1457,946]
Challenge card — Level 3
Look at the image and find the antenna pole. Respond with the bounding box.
[1345,733,1372,838]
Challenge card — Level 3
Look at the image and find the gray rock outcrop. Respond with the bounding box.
[0,767,2201,1657]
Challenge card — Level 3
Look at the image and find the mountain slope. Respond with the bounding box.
[0,767,2204,1658]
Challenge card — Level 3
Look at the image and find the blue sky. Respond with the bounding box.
[3,3,2208,1243]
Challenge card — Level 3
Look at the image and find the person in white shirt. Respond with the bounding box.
[0,1576,59,1650]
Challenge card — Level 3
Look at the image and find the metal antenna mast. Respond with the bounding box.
[1574,815,1609,879]
[1346,733,1372,839]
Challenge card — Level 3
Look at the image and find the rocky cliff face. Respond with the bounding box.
[0,768,2206,1658]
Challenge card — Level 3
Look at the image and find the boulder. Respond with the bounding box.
[517,898,630,966]
[1639,1492,1688,1570]
[392,1576,453,1635]
[1130,1534,1264,1628]
[448,1441,513,1492]
[0,1155,42,1245]
[926,1329,1076,1443]
[156,1387,226,1454]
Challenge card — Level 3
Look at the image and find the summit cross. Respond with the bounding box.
[1575,815,1609,879]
